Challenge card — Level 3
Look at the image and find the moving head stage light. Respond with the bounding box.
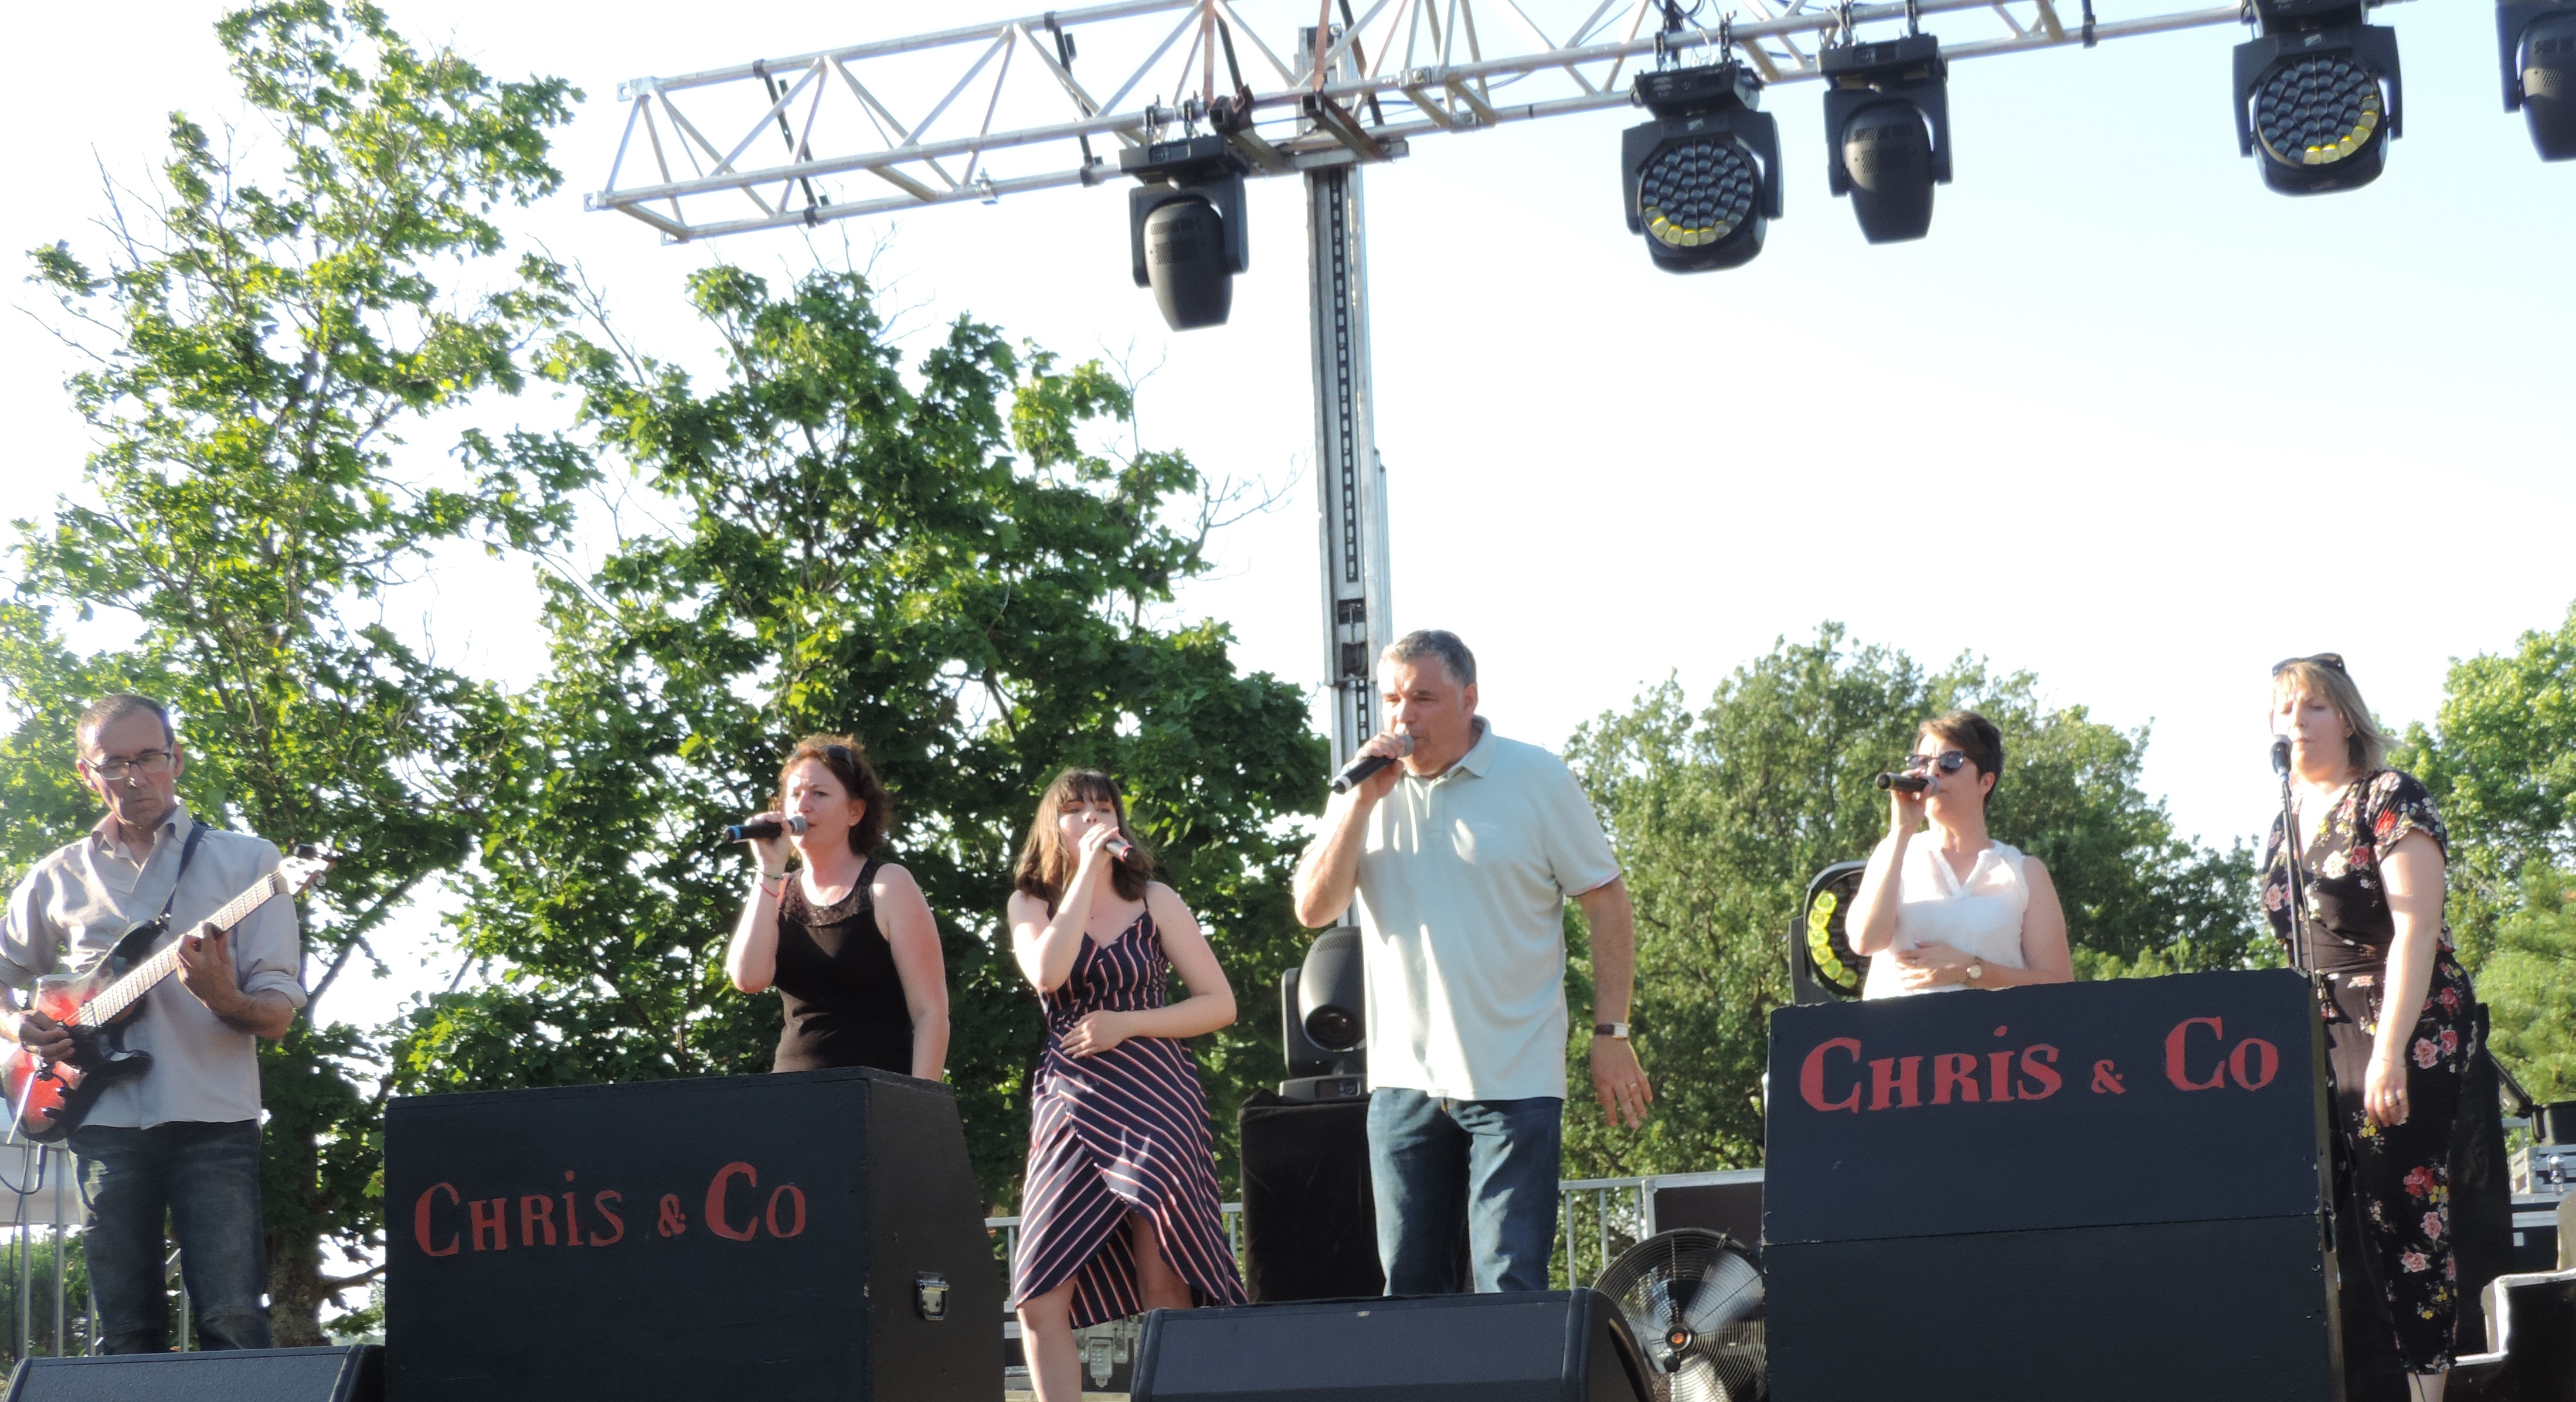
[2502,0,2576,158]
[1123,135,1251,331]
[1623,62,1784,273]
[1824,34,1953,243]
[2233,0,2404,195]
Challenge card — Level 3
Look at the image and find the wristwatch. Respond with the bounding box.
[1962,959,1985,986]
[1593,1022,1632,1040]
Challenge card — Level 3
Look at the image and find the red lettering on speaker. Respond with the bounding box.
[2017,1044,2062,1100]
[414,1183,461,1257]
[468,1197,510,1252]
[590,1190,625,1246]
[562,1193,582,1246]
[2164,1017,2228,1091]
[766,1184,807,1238]
[657,1195,687,1237]
[1868,1056,1922,1110]
[1800,1037,1864,1114]
[2230,1037,2279,1090]
[707,1162,760,1241]
[1987,1050,2016,1103]
[520,1194,558,1247]
[1932,1053,1981,1104]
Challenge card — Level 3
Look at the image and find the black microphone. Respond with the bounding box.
[723,814,808,843]
[1331,734,1416,794]
[1874,771,1929,793]
[2271,737,2292,776]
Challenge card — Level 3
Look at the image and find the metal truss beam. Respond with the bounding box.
[589,0,2422,243]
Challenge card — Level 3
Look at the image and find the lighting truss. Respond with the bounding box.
[590,0,2378,243]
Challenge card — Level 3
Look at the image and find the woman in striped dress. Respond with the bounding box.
[1007,769,1245,1401]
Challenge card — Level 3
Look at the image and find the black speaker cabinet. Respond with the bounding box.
[1643,1169,1763,1251]
[1765,969,2340,1401]
[385,1067,1001,1401]
[4,1346,380,1401]
[1130,1289,1650,1401]
[1239,1090,1385,1302]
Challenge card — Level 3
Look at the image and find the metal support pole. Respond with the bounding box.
[1303,29,1393,774]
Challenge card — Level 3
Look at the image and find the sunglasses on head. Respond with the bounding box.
[1902,750,1968,775]
[2271,653,2346,677]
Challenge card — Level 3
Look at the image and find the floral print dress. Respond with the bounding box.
[2261,768,2479,1373]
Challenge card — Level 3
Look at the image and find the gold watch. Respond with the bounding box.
[1963,958,1985,985]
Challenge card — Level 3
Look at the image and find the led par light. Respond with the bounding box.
[2501,0,2576,158]
[1622,62,1783,273]
[1823,34,1952,243]
[1122,135,1251,331]
[2232,0,2403,195]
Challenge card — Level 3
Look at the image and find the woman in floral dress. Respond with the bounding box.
[2263,655,2479,1401]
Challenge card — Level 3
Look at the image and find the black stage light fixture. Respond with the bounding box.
[1823,33,1952,243]
[1622,62,1783,273]
[1122,134,1250,331]
[2232,0,2403,195]
[2501,0,2576,158]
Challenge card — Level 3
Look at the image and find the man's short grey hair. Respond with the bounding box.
[1382,629,1477,688]
[78,694,175,751]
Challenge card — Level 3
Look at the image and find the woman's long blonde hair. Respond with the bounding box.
[2272,656,2389,773]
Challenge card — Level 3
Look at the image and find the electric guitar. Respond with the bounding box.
[2,843,336,1144]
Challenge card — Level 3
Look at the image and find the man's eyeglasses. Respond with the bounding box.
[83,750,174,780]
[2272,653,2346,676]
[1902,750,1968,775]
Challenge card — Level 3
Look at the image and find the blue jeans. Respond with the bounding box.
[71,1120,271,1353]
[1367,1088,1562,1294]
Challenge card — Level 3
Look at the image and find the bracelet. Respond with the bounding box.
[755,869,789,886]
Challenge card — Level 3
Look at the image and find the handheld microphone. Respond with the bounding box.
[723,814,808,843]
[2271,737,2292,777]
[1330,733,1416,794]
[1874,771,1929,793]
[1103,833,1137,863]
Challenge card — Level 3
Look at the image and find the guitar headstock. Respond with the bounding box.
[281,843,341,894]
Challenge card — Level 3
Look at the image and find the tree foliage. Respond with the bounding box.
[398,264,1323,1207]
[2394,601,2576,1098]
[2,0,580,1342]
[1557,627,2264,1179]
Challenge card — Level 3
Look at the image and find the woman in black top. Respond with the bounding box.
[725,735,949,1080]
[2264,655,2477,1400]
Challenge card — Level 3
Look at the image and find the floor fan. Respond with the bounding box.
[1593,1228,1768,1402]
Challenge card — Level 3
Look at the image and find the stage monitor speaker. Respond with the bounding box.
[1130,1289,1651,1402]
[4,1346,381,1402]
[1238,1090,1384,1302]
[1643,1170,1763,1252]
[385,1067,1001,1402]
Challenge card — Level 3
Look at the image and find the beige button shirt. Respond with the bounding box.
[1,806,307,1128]
[1353,720,1622,1102]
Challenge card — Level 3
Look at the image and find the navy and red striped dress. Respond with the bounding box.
[1009,908,1245,1328]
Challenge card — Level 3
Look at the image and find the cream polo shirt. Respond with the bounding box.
[1,805,307,1128]
[1352,720,1622,1102]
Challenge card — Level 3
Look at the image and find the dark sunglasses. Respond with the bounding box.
[2271,652,2346,676]
[1902,750,1968,774]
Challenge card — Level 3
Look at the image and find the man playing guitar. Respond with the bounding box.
[0,695,305,1353]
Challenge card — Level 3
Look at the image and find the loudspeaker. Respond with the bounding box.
[1130,1290,1651,1401]
[2451,1267,2576,1402]
[1766,970,2340,1401]
[385,1067,1001,1401]
[1643,1170,1763,1251]
[4,1346,380,1401]
[1238,1090,1383,1302]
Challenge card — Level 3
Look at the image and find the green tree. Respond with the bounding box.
[2394,601,2576,1096]
[2,1,581,1341]
[1558,627,2263,1180]
[397,264,1323,1207]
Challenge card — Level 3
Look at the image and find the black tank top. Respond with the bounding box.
[770,857,914,1075]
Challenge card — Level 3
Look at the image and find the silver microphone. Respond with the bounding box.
[723,814,808,843]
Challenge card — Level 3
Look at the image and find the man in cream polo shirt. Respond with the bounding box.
[1294,630,1651,1295]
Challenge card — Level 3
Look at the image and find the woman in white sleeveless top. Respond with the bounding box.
[1848,711,2072,998]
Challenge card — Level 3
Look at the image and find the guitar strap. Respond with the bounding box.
[156,820,210,928]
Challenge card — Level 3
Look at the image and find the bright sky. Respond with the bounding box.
[7,2,2572,1030]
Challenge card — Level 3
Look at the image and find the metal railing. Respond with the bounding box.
[0,1145,96,1365]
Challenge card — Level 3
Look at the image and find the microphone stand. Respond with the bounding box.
[2273,746,2325,1009]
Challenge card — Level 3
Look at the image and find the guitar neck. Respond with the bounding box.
[80,870,288,1027]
